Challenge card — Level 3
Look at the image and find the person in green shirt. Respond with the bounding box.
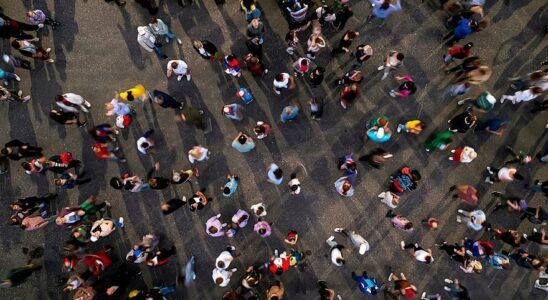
[425,131,454,152]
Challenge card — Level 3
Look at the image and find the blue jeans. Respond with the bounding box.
[153,47,165,59]
[159,285,176,295]
[164,31,177,41]
[2,71,17,85]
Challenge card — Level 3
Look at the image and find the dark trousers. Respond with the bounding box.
[403,244,423,252]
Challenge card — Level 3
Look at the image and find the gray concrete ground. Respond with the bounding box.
[0,0,547,299]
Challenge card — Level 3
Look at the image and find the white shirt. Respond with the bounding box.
[215,251,234,270]
[330,247,344,266]
[212,268,231,287]
[188,147,208,163]
[250,203,267,217]
[414,250,433,263]
[497,167,514,182]
[137,137,153,154]
[167,60,188,75]
[273,73,290,88]
[63,93,84,105]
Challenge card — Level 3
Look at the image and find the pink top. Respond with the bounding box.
[254,221,272,237]
[206,215,225,237]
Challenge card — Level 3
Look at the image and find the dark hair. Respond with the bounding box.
[150,17,157,23]
[110,177,124,189]
[55,95,64,102]
[425,256,432,263]
[273,168,283,179]
[226,54,236,62]
[271,297,279,300]
[404,222,413,230]
[347,31,357,39]
[127,255,136,262]
[396,53,405,61]
[217,261,225,268]
[238,134,247,144]
[254,125,265,134]
[531,87,543,94]
[141,142,149,149]
[11,40,21,49]
[371,287,378,295]
[21,162,31,171]
[301,59,308,66]
[275,74,284,81]
[381,0,390,9]
[223,187,231,195]
[336,258,345,265]
[209,226,218,234]
[315,67,325,74]
[0,148,7,155]
[258,228,266,235]
[242,0,255,10]
[126,91,134,101]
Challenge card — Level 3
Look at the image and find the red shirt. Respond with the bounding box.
[448,46,471,59]
[93,143,110,160]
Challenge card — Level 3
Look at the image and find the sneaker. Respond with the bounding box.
[230,268,237,272]
[523,234,527,239]
[395,124,401,133]
[224,69,231,74]
[104,201,112,208]
[486,166,493,174]
[177,38,182,45]
[457,209,464,214]
[264,69,269,74]
[377,65,385,71]
[46,59,54,63]
[186,74,191,81]
[17,90,23,97]
[389,90,396,97]
[421,292,427,299]
[46,48,52,53]
[113,147,120,152]
[22,95,31,102]
[456,216,462,223]
[457,99,468,106]
[228,245,236,251]
[274,90,280,95]
[500,97,506,103]
[165,37,170,43]
[444,286,451,292]
[485,177,493,184]
[400,241,405,250]
[334,228,344,233]
[340,101,347,109]
[38,23,44,28]
[491,191,503,197]
[119,158,127,163]
[326,236,335,243]
[533,228,538,233]
[444,279,453,284]
[14,74,21,81]
[177,75,183,81]
[388,273,394,281]
[306,53,314,59]
[118,217,124,228]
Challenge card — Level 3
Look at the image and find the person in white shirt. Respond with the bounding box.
[272,73,295,95]
[250,203,267,217]
[500,86,543,104]
[136,129,154,155]
[326,236,345,267]
[188,146,209,163]
[137,26,167,60]
[166,60,191,82]
[215,246,236,270]
[288,173,301,195]
[212,267,237,287]
[334,228,370,255]
[400,241,434,264]
[55,93,91,113]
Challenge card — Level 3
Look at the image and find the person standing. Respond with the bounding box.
[137,26,167,59]
[449,184,478,206]
[0,13,40,39]
[265,164,282,184]
[331,30,359,56]
[400,241,434,264]
[166,60,191,81]
[272,73,296,95]
[232,132,255,153]
[280,103,300,122]
[136,129,155,155]
[352,271,380,296]
[1,140,42,161]
[444,43,474,63]
[223,55,242,77]
[354,44,373,68]
[266,281,285,300]
[253,219,272,238]
[11,38,54,63]
[55,93,91,113]
[206,214,227,237]
[307,33,326,59]
[456,209,488,231]
[149,17,182,45]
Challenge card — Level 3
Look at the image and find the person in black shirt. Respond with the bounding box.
[1,139,42,161]
[161,198,187,215]
[147,163,171,190]
[331,30,359,56]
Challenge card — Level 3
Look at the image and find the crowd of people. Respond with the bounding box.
[1,0,547,299]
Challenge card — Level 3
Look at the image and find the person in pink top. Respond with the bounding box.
[450,184,479,206]
[389,75,417,98]
[21,214,54,231]
[386,210,414,232]
[253,219,272,238]
[206,214,227,237]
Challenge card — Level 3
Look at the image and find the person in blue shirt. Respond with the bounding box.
[367,0,402,24]
[231,132,255,153]
[366,126,392,143]
[444,18,478,46]
[222,175,239,197]
[475,118,508,136]
[280,104,299,123]
[352,271,380,296]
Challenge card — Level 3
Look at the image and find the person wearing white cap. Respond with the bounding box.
[334,228,370,255]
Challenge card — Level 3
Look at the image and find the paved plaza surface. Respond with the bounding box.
[0,0,547,299]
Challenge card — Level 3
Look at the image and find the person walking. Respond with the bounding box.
[222,175,239,197]
[26,9,60,29]
[388,75,417,98]
[448,146,477,163]
[253,219,272,238]
[206,214,227,237]
[334,227,370,255]
[450,184,478,206]
[353,44,373,68]
[280,102,300,122]
[223,55,242,77]
[499,86,543,104]
[188,146,209,163]
[54,171,91,190]
[136,129,155,155]
[331,30,359,56]
[149,17,182,45]
[167,59,191,81]
[334,176,354,197]
[292,57,312,78]
[55,93,91,113]
[367,0,402,24]
[11,38,54,63]
[352,271,380,296]
[456,209,488,231]
[1,140,42,161]
[325,236,345,267]
[193,40,219,61]
[272,73,296,95]
[232,132,255,153]
[137,26,167,59]
[400,241,434,264]
[444,43,474,63]
[378,50,404,80]
[306,32,326,59]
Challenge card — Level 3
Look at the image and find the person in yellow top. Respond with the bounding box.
[397,120,425,134]
[119,84,146,103]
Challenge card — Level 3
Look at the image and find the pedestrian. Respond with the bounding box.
[105,93,132,117]
[378,190,400,208]
[366,118,392,143]
[457,90,496,112]
[266,281,285,300]
[167,59,192,81]
[253,121,272,139]
[309,67,325,87]
[267,163,283,185]
[334,176,354,197]
[0,67,21,86]
[0,13,40,39]
[223,55,242,77]
[367,0,402,24]
[92,142,126,162]
[378,50,404,80]
[54,171,91,190]
[400,241,434,264]
[231,209,249,228]
[443,18,478,46]
[1,140,42,161]
[241,0,261,22]
[331,30,359,56]
[509,69,547,91]
[215,246,237,270]
[0,87,30,103]
[443,278,471,300]
[49,109,85,126]
[152,90,183,110]
[396,120,425,134]
[334,227,370,255]
[0,264,42,288]
[285,30,299,55]
[389,75,417,98]
[123,175,150,193]
[448,109,477,133]
[500,86,543,104]
[457,64,492,85]
[253,219,272,238]
[136,26,166,59]
[272,73,296,95]
[250,202,267,217]
[339,83,360,109]
[20,215,54,231]
[288,173,301,195]
[503,145,532,165]
[306,32,326,59]
[287,1,309,23]
[188,188,212,212]
[149,17,182,45]
[212,267,237,287]
[89,217,124,242]
[222,103,244,121]
[353,44,373,68]
[293,57,312,77]
[475,118,508,136]
[26,9,60,29]
[336,69,363,86]
[9,39,48,60]
[136,129,155,155]
[161,198,187,215]
[280,102,300,122]
[386,210,414,232]
[485,166,524,184]
[188,146,209,163]
[206,214,227,237]
[21,157,46,174]
[318,280,337,299]
[425,130,454,152]
[284,230,299,245]
[456,209,488,231]
[55,93,91,113]
[450,184,478,206]
[444,42,474,63]
[89,124,119,143]
[193,40,219,61]
[243,54,268,76]
[309,97,324,120]
[221,175,239,197]
[146,162,170,190]
[388,273,418,299]
[246,18,264,44]
[326,236,345,266]
[448,146,477,163]
[352,271,380,296]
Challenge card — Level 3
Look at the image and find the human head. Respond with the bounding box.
[255,207,264,216]
[223,187,231,195]
[141,142,149,149]
[258,228,266,235]
[381,0,391,9]
[396,53,405,61]
[149,17,158,24]
[273,168,283,179]
[55,95,65,102]
[532,86,543,95]
[26,11,36,18]
[21,161,32,171]
[11,40,22,49]
[110,177,124,189]
[226,54,236,62]
[171,61,179,70]
[378,118,388,127]
[301,59,308,67]
[154,95,164,104]
[238,134,248,144]
[347,31,357,39]
[424,255,432,264]
[126,90,134,101]
[0,147,9,155]
[193,40,203,49]
[55,217,65,225]
[275,73,284,82]
[404,222,413,230]
[217,261,225,269]
[251,18,260,28]
[336,258,345,265]
[209,226,218,234]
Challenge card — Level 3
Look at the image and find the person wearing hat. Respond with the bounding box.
[334,228,370,255]
[222,103,244,121]
[231,132,255,153]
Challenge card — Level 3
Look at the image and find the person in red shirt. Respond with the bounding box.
[443,42,473,63]
[223,54,241,77]
[92,143,126,162]
[340,83,360,109]
[268,250,290,275]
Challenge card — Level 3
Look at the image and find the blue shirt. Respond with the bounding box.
[367,129,391,143]
[267,164,283,185]
[280,105,299,122]
[454,19,472,39]
[223,177,238,197]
